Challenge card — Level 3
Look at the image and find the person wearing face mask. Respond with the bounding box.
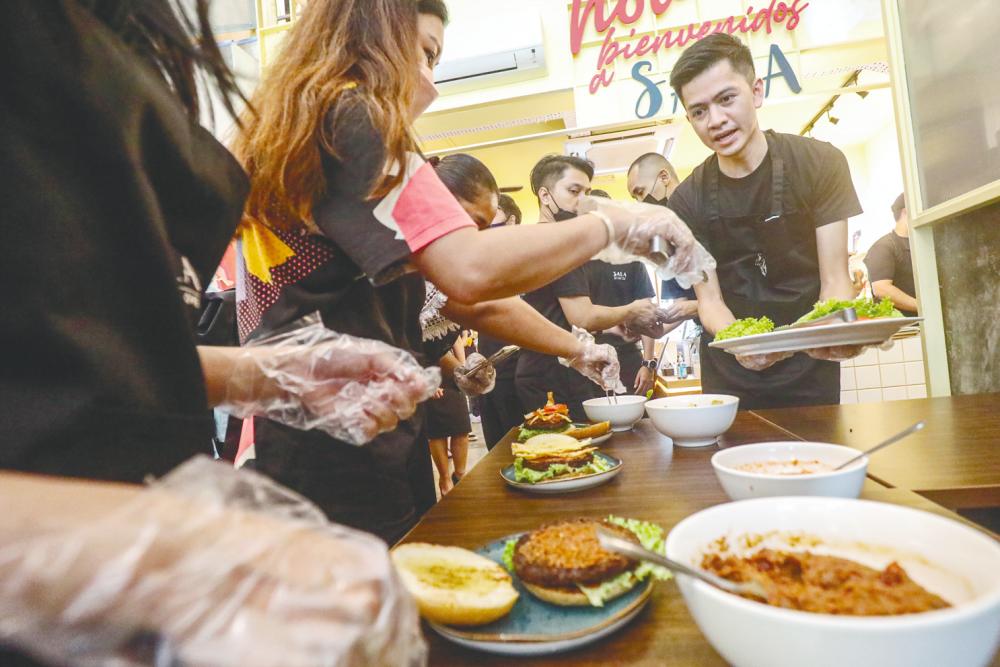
[232,0,702,541]
[667,34,863,409]
[627,153,701,325]
[515,156,676,421]
[491,193,522,227]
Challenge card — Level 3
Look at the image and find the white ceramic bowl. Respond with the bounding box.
[644,394,739,447]
[581,395,647,432]
[711,441,867,500]
[665,497,1000,667]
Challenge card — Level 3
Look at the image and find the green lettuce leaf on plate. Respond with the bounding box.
[513,455,612,483]
[576,517,673,607]
[714,316,775,341]
[796,296,903,323]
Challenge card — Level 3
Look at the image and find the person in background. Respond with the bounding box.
[627,153,701,325]
[515,155,675,421]
[865,193,918,316]
[667,34,862,409]
[492,194,522,226]
[426,335,470,496]
[583,190,674,396]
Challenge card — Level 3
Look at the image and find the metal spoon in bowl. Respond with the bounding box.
[595,527,769,602]
[832,420,926,471]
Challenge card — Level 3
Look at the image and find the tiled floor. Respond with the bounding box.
[430,417,489,500]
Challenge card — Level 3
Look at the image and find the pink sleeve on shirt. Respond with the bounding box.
[387,160,475,253]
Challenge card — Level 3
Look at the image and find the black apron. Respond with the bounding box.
[700,133,839,409]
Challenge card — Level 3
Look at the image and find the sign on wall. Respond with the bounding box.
[570,0,809,119]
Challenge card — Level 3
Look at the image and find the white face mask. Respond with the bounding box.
[410,64,440,120]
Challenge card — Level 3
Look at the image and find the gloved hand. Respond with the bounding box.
[221,317,441,446]
[560,327,627,393]
[453,352,496,396]
[734,351,795,371]
[620,300,688,339]
[577,196,717,289]
[0,457,427,667]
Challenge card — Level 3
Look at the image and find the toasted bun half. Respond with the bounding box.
[391,543,519,626]
[522,575,639,607]
[565,421,611,440]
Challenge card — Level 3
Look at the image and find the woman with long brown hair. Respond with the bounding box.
[233,0,701,542]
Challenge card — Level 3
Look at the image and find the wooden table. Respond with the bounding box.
[400,412,999,666]
[751,394,1000,509]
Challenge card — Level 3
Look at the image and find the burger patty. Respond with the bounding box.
[522,451,595,471]
[513,518,639,587]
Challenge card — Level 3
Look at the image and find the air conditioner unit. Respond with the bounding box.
[433,7,546,91]
[565,126,680,175]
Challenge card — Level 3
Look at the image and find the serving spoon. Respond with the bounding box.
[833,420,925,471]
[595,527,768,601]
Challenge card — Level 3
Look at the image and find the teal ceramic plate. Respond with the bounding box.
[500,452,623,494]
[427,534,652,656]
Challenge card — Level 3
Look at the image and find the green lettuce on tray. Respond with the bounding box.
[714,316,775,341]
[796,296,903,323]
[715,297,904,341]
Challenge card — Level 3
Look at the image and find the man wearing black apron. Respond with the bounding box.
[667,34,862,409]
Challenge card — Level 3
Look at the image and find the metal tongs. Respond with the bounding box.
[778,306,858,331]
[457,345,519,378]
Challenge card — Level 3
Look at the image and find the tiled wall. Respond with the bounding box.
[840,335,927,404]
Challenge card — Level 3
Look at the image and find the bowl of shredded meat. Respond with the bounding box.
[665,497,1000,667]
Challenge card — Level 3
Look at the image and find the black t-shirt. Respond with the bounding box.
[865,232,917,315]
[670,132,861,246]
[1,1,248,483]
[585,260,654,347]
[516,266,591,377]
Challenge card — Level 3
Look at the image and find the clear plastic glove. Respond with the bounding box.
[621,300,685,339]
[560,327,627,393]
[453,352,496,396]
[577,195,717,289]
[221,315,441,446]
[735,350,795,371]
[0,456,427,667]
[805,344,868,362]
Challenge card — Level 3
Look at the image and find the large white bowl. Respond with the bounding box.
[644,394,739,446]
[711,441,867,500]
[665,497,1000,667]
[581,395,647,432]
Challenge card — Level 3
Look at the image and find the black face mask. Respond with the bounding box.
[543,191,577,221]
[643,192,670,207]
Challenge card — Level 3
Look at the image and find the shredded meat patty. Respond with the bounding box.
[703,548,951,615]
[514,518,639,587]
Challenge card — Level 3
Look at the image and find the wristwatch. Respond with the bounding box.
[641,359,658,370]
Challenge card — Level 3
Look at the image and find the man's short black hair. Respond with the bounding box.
[627,152,679,182]
[891,193,906,222]
[670,33,756,105]
[498,193,522,224]
[529,154,594,196]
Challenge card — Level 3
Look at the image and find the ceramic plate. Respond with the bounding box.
[427,534,653,656]
[708,317,922,356]
[500,452,623,494]
[574,426,612,446]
